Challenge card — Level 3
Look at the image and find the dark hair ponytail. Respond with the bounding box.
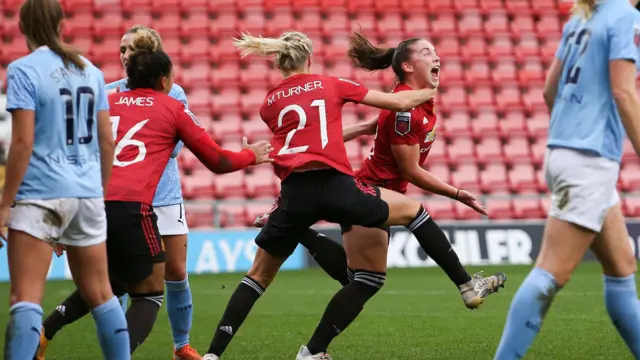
[20,0,85,69]
[126,33,172,90]
[348,31,421,83]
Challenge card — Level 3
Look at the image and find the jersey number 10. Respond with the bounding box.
[60,87,95,145]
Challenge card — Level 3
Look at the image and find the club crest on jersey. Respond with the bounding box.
[184,109,204,128]
[395,112,411,136]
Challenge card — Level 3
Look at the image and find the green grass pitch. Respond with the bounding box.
[0,263,636,359]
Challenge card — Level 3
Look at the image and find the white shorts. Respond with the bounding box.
[544,148,620,232]
[7,198,107,247]
[155,203,189,236]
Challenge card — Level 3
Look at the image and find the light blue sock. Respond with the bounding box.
[166,277,193,350]
[91,296,131,359]
[119,294,129,313]
[4,301,43,360]
[604,274,640,358]
[494,267,558,360]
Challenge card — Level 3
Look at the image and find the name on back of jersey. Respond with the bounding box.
[267,80,323,106]
[114,96,155,107]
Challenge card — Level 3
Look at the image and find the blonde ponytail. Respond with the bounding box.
[572,0,596,19]
[233,31,313,72]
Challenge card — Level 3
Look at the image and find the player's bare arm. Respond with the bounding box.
[543,58,563,112]
[360,88,437,112]
[0,109,35,242]
[611,58,640,157]
[343,117,377,142]
[391,143,487,215]
[96,110,114,198]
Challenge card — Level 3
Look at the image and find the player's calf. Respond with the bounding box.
[126,291,164,353]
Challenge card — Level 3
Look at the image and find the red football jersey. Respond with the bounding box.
[107,88,255,204]
[260,74,369,180]
[356,83,438,194]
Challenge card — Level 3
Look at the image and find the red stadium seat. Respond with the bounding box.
[297,10,322,33]
[239,9,266,35]
[491,59,517,85]
[427,137,448,165]
[350,11,376,36]
[239,61,271,87]
[65,0,93,12]
[426,164,451,184]
[540,36,561,60]
[151,0,181,14]
[475,137,503,165]
[404,13,430,37]
[439,85,467,112]
[494,85,523,112]
[526,111,549,139]
[454,201,483,220]
[184,204,214,228]
[216,203,247,227]
[464,60,491,86]
[102,63,125,84]
[451,163,480,191]
[93,13,124,37]
[514,35,540,60]
[182,62,212,89]
[183,171,214,199]
[247,168,279,198]
[498,110,527,138]
[509,14,535,38]
[347,0,374,12]
[425,199,456,220]
[436,36,460,57]
[213,172,246,199]
[426,0,453,12]
[536,168,548,193]
[530,139,547,167]
[63,12,94,37]
[485,197,514,219]
[521,84,546,112]
[620,163,640,192]
[622,139,636,163]
[466,36,487,58]
[122,12,153,30]
[480,163,509,193]
[210,11,238,38]
[180,12,210,38]
[324,35,351,59]
[625,197,640,217]
[503,136,532,165]
[467,85,494,110]
[536,14,561,37]
[241,117,271,141]
[440,58,463,84]
[265,9,294,36]
[245,202,276,225]
[442,110,471,139]
[484,11,508,34]
[323,10,349,34]
[512,197,544,219]
[431,14,457,37]
[211,113,243,140]
[531,0,558,15]
[90,37,121,64]
[471,110,499,138]
[210,61,240,87]
[180,38,210,62]
[518,58,544,84]
[377,12,403,36]
[69,35,94,57]
[186,89,212,114]
[509,163,538,194]
[240,88,267,115]
[505,0,532,15]
[458,10,483,37]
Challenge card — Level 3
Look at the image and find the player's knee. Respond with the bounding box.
[353,269,386,294]
[81,287,114,308]
[130,291,164,309]
[164,262,187,282]
[602,251,637,278]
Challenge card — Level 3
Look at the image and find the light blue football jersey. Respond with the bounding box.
[105,78,187,207]
[548,0,640,162]
[6,47,108,200]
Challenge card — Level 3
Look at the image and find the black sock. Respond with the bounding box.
[298,229,350,286]
[347,268,354,283]
[42,290,90,340]
[208,276,264,356]
[306,270,385,354]
[407,206,472,286]
[126,291,163,353]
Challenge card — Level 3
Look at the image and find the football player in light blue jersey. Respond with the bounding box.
[36,25,202,360]
[495,0,640,359]
[0,0,130,359]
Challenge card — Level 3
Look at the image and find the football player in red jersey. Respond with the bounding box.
[253,33,508,311]
[202,31,476,360]
[35,34,273,356]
